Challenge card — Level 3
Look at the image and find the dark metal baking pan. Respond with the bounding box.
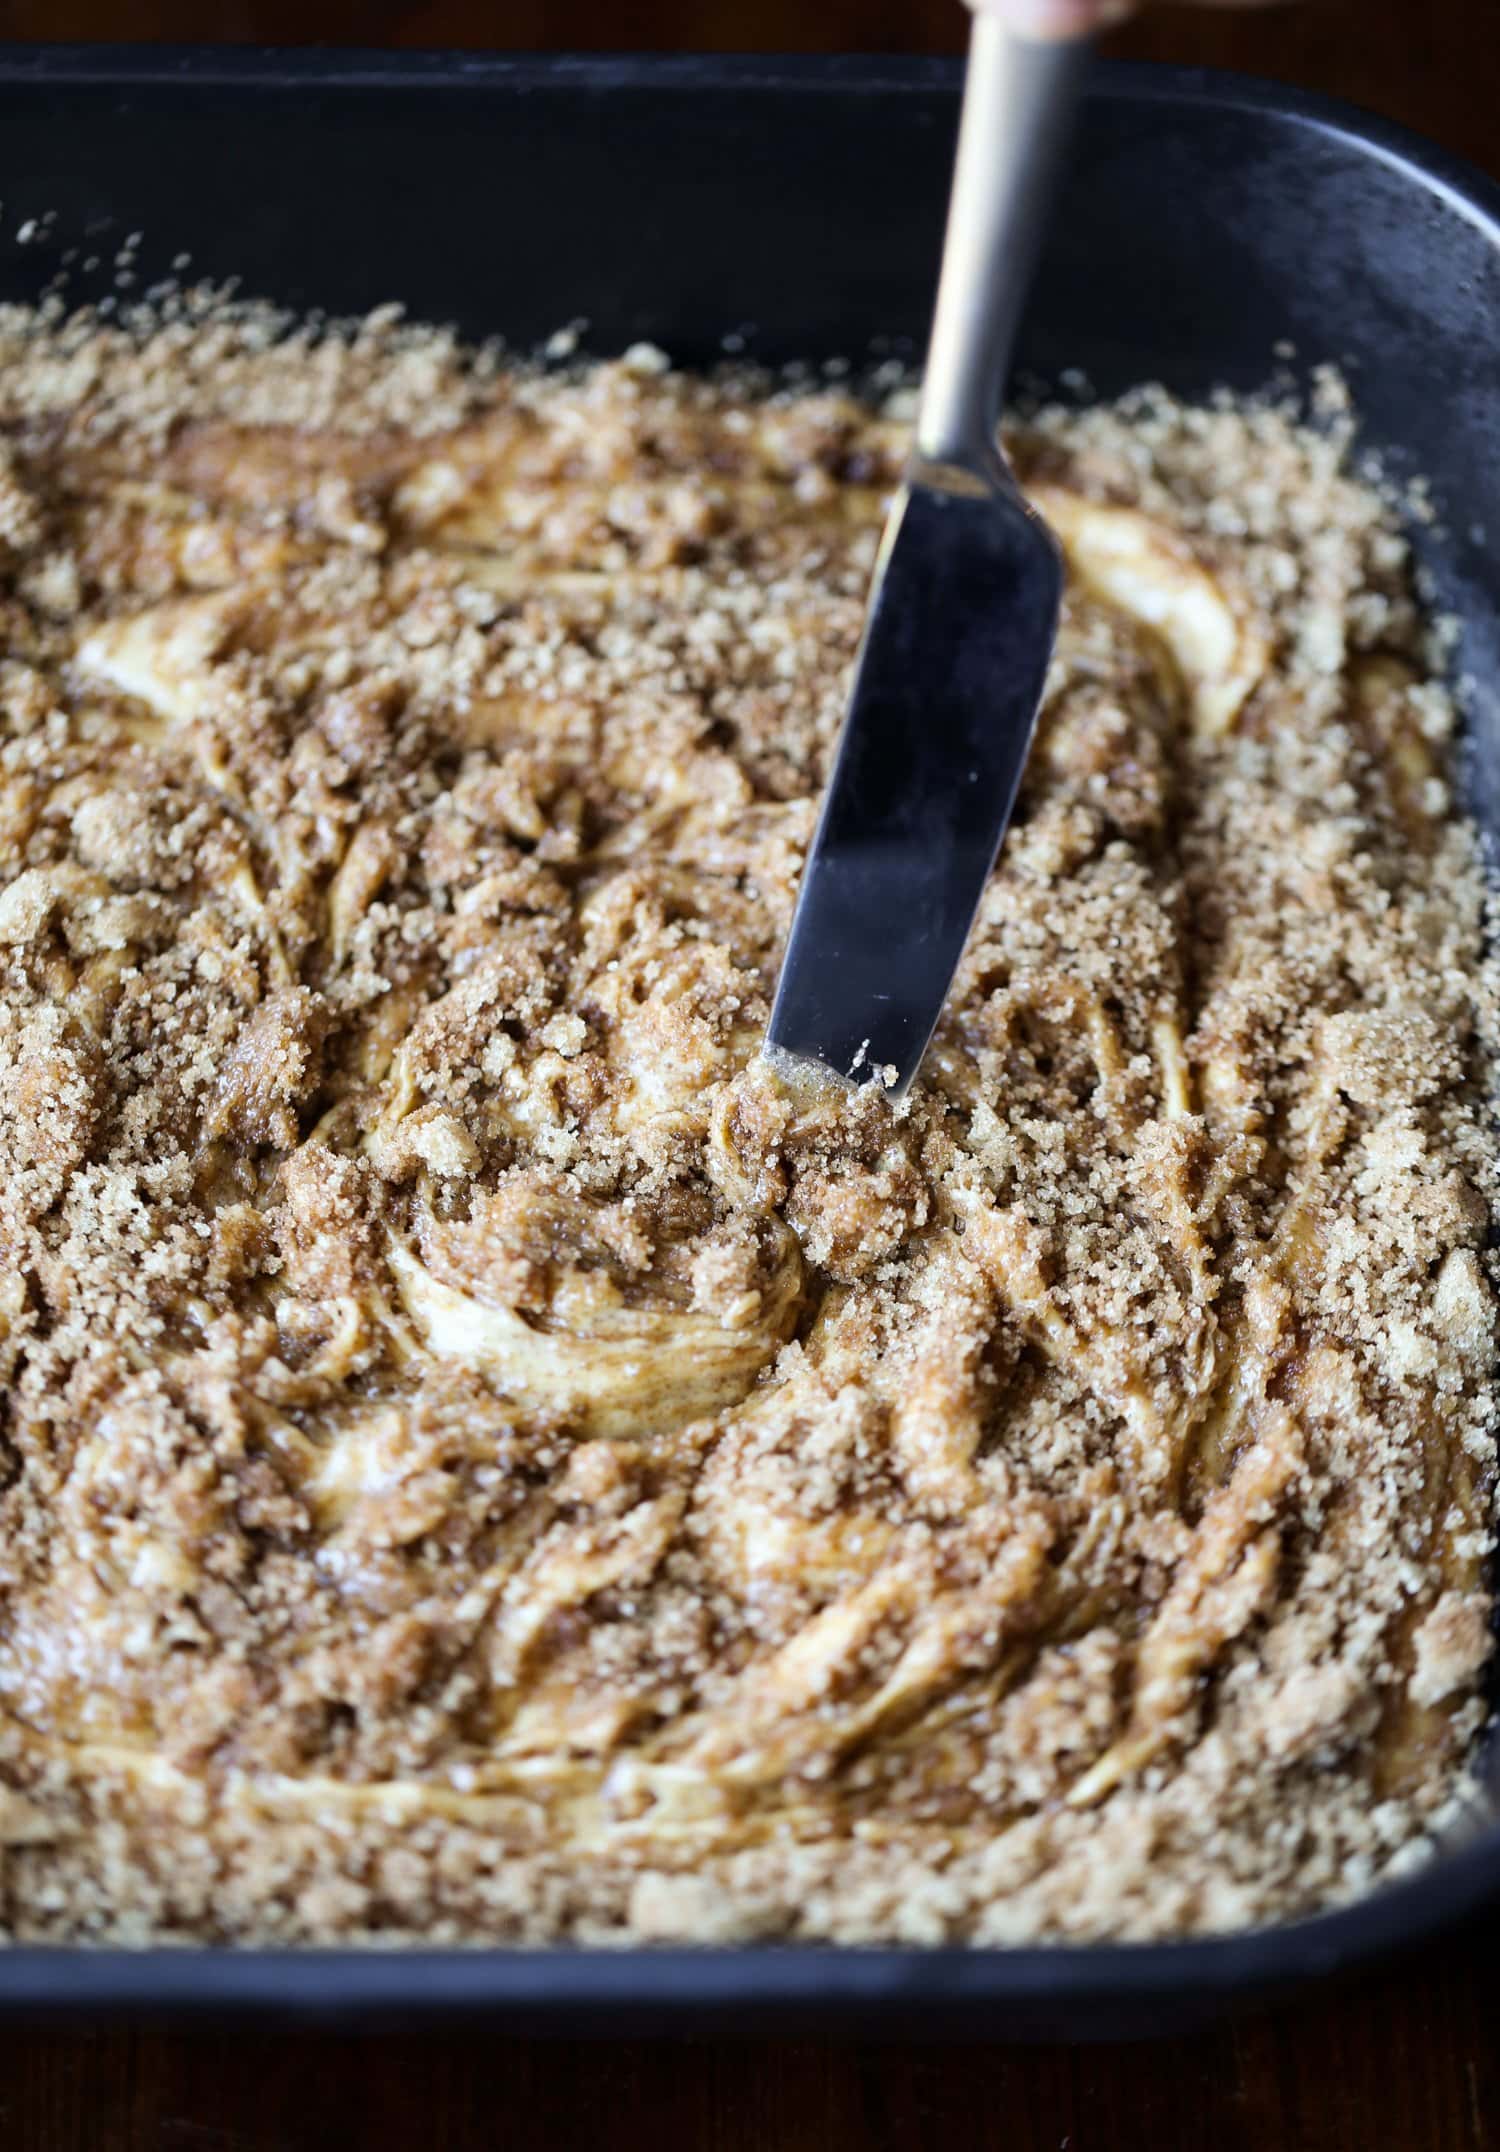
[0,46,1498,2035]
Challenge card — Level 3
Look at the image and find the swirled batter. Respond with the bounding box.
[0,304,1493,1943]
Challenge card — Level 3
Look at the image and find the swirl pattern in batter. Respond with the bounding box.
[0,305,1493,1943]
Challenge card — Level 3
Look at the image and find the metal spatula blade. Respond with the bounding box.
[767,12,1087,1098]
[767,472,1061,1091]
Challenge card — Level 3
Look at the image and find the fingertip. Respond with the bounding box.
[985,0,1127,38]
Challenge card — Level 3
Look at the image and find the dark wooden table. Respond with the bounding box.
[0,1,1496,2144]
[2,1914,1498,2150]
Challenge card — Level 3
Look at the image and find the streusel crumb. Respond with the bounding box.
[0,300,1492,1945]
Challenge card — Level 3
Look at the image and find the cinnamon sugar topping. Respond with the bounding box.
[0,302,1492,1944]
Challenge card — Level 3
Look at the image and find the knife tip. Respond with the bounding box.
[759,1037,906,1103]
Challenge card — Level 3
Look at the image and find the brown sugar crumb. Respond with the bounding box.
[205,985,332,1149]
[0,303,1494,1948]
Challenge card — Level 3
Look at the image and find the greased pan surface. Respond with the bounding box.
[0,48,1498,2033]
